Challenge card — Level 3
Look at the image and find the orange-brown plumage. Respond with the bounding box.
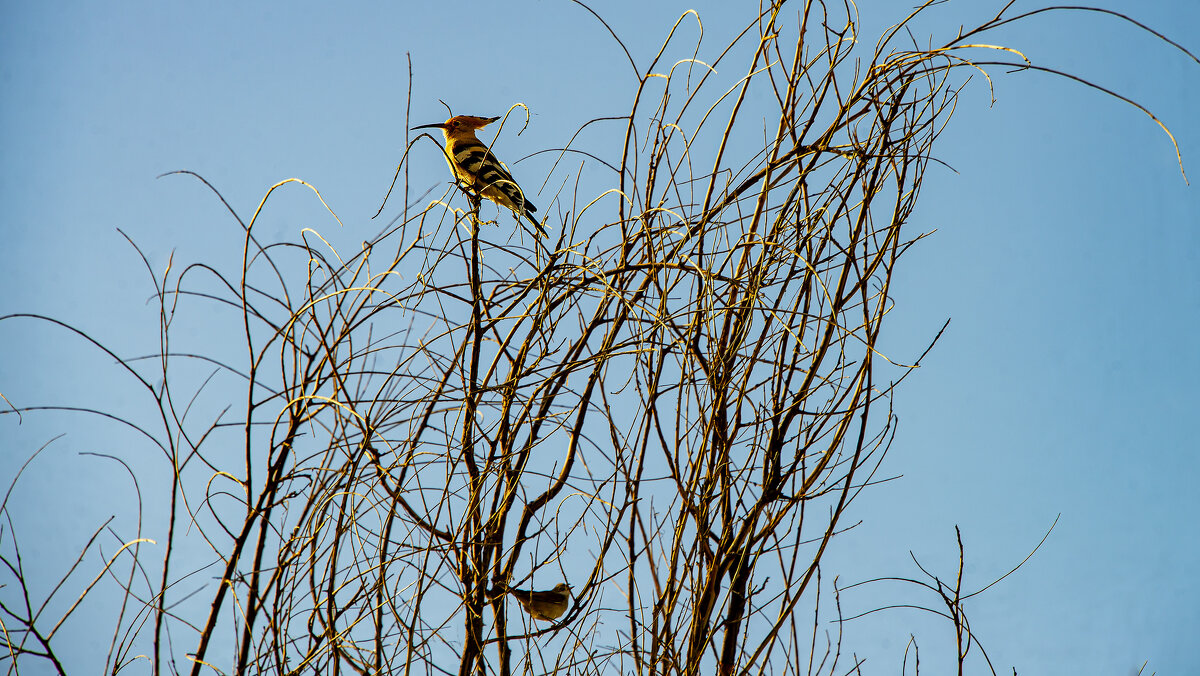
[413,115,543,233]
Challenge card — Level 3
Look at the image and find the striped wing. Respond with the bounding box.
[449,140,538,216]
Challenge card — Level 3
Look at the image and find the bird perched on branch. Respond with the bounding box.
[500,582,572,621]
[413,114,544,235]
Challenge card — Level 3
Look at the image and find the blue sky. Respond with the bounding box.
[2,1,1198,673]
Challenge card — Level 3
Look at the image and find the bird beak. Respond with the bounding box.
[412,122,448,131]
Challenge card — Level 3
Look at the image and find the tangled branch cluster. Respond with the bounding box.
[1,2,1189,675]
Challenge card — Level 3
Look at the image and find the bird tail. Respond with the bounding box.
[523,209,547,237]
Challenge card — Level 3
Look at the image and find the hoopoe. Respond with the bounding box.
[413,115,544,235]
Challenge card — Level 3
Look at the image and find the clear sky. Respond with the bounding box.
[1,1,1197,673]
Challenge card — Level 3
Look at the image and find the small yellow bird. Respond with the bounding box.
[413,114,544,234]
[504,582,572,621]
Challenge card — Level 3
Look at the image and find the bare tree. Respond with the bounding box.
[1,2,1192,675]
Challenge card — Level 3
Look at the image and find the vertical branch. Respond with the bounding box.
[459,196,487,676]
